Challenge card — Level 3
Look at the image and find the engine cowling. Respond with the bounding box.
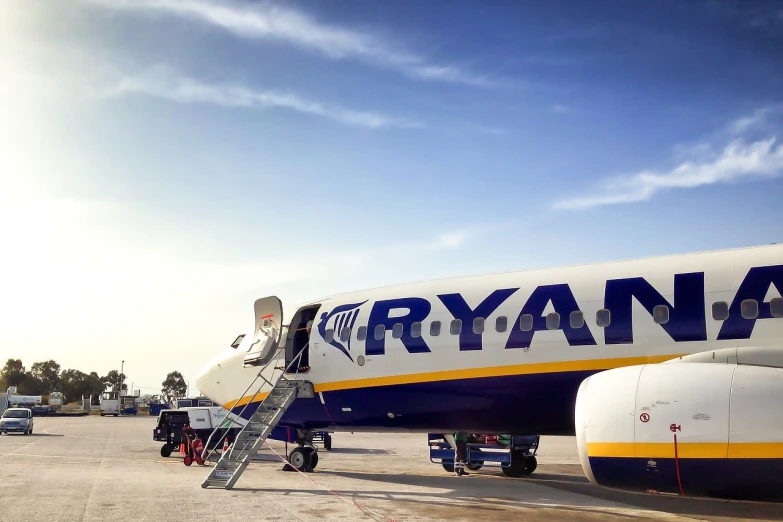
[575,362,783,502]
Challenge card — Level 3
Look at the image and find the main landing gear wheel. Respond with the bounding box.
[323,434,332,451]
[502,452,537,478]
[161,444,173,458]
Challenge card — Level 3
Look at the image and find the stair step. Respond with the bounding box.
[202,477,231,488]
[201,377,307,489]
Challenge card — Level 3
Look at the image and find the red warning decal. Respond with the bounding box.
[640,413,651,423]
[670,424,681,432]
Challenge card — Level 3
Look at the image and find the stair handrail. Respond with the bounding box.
[201,345,308,460]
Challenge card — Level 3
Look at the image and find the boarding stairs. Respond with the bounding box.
[201,349,310,490]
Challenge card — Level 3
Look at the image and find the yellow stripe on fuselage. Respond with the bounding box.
[587,442,783,459]
[222,354,680,411]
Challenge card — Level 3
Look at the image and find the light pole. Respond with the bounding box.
[120,360,124,396]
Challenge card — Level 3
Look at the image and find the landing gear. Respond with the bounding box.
[502,452,537,477]
[304,447,318,470]
[288,448,311,472]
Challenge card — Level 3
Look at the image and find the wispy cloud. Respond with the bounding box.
[81,0,500,87]
[105,66,422,128]
[729,105,783,135]
[554,138,783,210]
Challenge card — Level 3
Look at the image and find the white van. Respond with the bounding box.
[153,406,243,457]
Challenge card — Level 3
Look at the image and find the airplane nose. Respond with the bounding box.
[195,348,234,405]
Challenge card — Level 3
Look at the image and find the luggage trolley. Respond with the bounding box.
[428,433,540,477]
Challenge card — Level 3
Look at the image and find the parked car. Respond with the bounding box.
[0,408,34,435]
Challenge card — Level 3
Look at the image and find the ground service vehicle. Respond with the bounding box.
[0,408,35,435]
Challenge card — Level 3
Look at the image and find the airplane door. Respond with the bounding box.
[243,296,284,367]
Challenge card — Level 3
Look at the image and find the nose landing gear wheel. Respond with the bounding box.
[302,447,319,470]
[289,447,313,472]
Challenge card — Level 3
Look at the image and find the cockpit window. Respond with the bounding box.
[230,334,245,349]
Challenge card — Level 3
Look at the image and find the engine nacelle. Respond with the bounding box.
[575,362,783,502]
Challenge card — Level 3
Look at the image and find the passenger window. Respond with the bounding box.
[653,305,669,324]
[324,329,335,342]
[392,323,404,339]
[411,322,422,338]
[546,312,560,330]
[340,327,351,343]
[473,317,485,334]
[519,314,534,331]
[357,326,367,341]
[450,319,462,335]
[771,298,783,318]
[712,301,729,321]
[570,311,584,329]
[374,325,385,341]
[741,299,759,320]
[430,321,441,336]
[495,316,508,332]
[596,309,611,327]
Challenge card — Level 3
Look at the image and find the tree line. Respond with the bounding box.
[0,359,188,405]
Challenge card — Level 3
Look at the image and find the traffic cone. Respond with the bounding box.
[180,443,185,456]
[223,438,229,452]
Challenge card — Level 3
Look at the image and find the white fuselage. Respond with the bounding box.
[196,244,783,435]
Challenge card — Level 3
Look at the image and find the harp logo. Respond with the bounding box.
[318,301,367,361]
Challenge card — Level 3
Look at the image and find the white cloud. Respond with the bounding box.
[106,66,423,128]
[81,0,499,87]
[554,138,783,210]
[729,105,783,135]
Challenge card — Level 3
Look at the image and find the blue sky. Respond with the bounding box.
[1,0,782,394]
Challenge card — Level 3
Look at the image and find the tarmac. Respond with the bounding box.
[1,416,783,521]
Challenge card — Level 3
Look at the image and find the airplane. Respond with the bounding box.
[195,243,783,502]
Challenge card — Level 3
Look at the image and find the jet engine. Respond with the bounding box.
[575,348,783,502]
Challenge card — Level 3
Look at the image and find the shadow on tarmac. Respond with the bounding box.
[232,467,783,521]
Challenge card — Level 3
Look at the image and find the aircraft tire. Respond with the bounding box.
[161,444,173,458]
[303,447,319,470]
[289,448,312,472]
[324,435,332,451]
